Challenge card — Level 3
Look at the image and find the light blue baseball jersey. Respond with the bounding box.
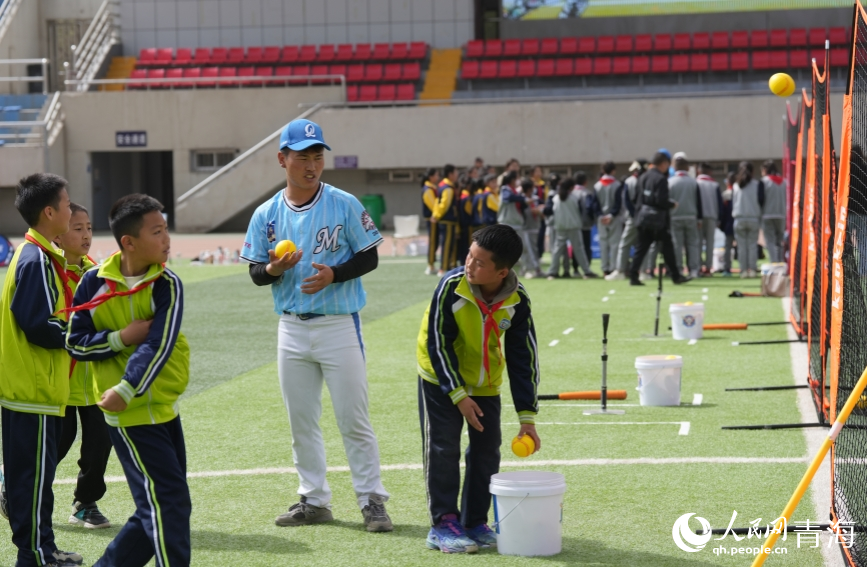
[242,183,383,315]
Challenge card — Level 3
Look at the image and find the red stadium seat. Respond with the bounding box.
[484,40,503,58]
[613,56,630,74]
[209,47,227,65]
[517,59,536,78]
[692,33,710,50]
[560,37,578,55]
[731,31,749,49]
[311,64,330,84]
[228,47,245,64]
[831,48,849,67]
[364,64,383,82]
[711,32,729,50]
[174,48,191,66]
[809,28,826,46]
[769,29,788,47]
[632,55,650,74]
[347,64,365,82]
[769,51,788,69]
[128,69,147,89]
[710,53,728,71]
[731,52,748,71]
[789,29,807,47]
[138,48,156,67]
[147,68,167,88]
[403,62,420,81]
[650,55,669,73]
[654,34,672,51]
[281,46,299,63]
[155,48,173,66]
[480,60,498,79]
[554,58,572,76]
[373,43,391,60]
[272,65,292,86]
[191,48,211,66]
[461,60,479,79]
[245,47,263,64]
[810,48,825,66]
[384,63,402,81]
[391,43,410,60]
[574,58,592,76]
[673,33,690,51]
[752,51,770,70]
[751,30,769,48]
[635,34,652,52]
[466,40,484,58]
[346,84,359,102]
[199,67,218,88]
[503,39,521,57]
[408,42,427,59]
[262,46,280,64]
[318,44,336,62]
[499,59,517,78]
[166,68,184,88]
[359,84,377,102]
[299,45,317,63]
[593,57,611,74]
[182,67,201,87]
[615,35,633,53]
[537,58,555,77]
[217,67,235,87]
[577,37,595,55]
[540,38,559,56]
[830,27,848,45]
[335,44,354,62]
[378,83,396,101]
[290,65,311,85]
[671,54,689,73]
[353,44,372,61]
[689,53,708,72]
[597,36,614,54]
[255,66,274,85]
[396,83,415,100]
[790,50,809,68]
[329,64,347,79]
[521,38,540,57]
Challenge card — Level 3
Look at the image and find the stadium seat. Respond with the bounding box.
[354,44,373,61]
[635,34,652,52]
[335,44,354,62]
[245,47,263,64]
[155,48,173,66]
[373,43,391,60]
[480,60,498,79]
[789,29,807,47]
[191,48,211,66]
[593,57,611,74]
[790,50,809,68]
[290,65,311,85]
[750,30,769,48]
[403,62,420,81]
[166,68,184,88]
[228,47,245,64]
[461,60,479,80]
[710,52,728,71]
[613,56,630,74]
[597,36,614,54]
[711,32,729,50]
[831,48,849,68]
[560,37,578,55]
[281,46,299,63]
[769,51,788,69]
[391,43,410,60]
[574,58,592,76]
[484,40,503,58]
[408,42,428,59]
[174,48,191,66]
[499,59,517,78]
[347,64,365,82]
[752,51,770,70]
[238,66,256,87]
[359,84,377,101]
[830,27,848,46]
[128,69,147,89]
[378,83,396,101]
[347,84,359,102]
[809,28,826,46]
[769,29,788,48]
[615,35,633,53]
[671,54,689,73]
[654,34,672,51]
[732,52,752,71]
[537,58,555,77]
[396,83,415,100]
[329,64,347,79]
[299,45,317,63]
[311,64,330,84]
[466,40,484,58]
[181,67,200,87]
[211,47,228,65]
[200,66,219,88]
[651,55,670,73]
[517,59,536,78]
[138,48,156,67]
[689,53,708,72]
[384,63,402,82]
[503,39,521,57]
[522,38,540,57]
[271,65,291,86]
[218,67,236,87]
[364,64,383,82]
[810,49,825,66]
[692,33,710,50]
[553,58,571,76]
[632,55,650,74]
[318,44,336,62]
[673,34,690,51]
[540,38,559,56]
[147,68,167,88]
[577,37,595,55]
[262,46,280,64]
[731,31,749,49]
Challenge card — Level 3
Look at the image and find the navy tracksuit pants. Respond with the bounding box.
[2,408,61,567]
[95,416,191,567]
[418,378,501,529]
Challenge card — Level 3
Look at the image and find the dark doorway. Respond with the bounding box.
[90,151,174,231]
[474,0,500,40]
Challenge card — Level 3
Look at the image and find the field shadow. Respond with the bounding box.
[327,519,430,540]
[535,535,722,566]
[191,529,311,554]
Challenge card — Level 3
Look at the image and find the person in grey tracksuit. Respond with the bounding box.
[545,178,593,278]
[520,177,543,276]
[612,163,643,277]
[668,156,703,277]
[696,163,724,275]
[572,171,598,270]
[595,161,625,275]
[761,160,787,263]
[498,170,537,276]
[733,161,766,277]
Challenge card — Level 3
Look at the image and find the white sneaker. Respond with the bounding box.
[524,271,535,279]
[424,266,434,276]
[604,270,625,281]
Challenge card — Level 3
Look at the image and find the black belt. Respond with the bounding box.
[283,312,325,320]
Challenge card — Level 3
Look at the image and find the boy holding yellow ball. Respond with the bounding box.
[416,224,541,554]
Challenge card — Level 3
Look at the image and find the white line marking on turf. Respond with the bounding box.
[688,339,698,345]
[503,421,691,435]
[702,295,709,301]
[563,327,574,335]
[679,422,691,436]
[692,393,703,406]
[609,290,616,294]
[549,339,559,347]
[702,288,709,293]
[602,297,609,302]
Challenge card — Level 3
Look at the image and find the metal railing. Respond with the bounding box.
[0,0,24,48]
[65,74,348,91]
[0,58,49,94]
[66,0,120,92]
[0,91,63,154]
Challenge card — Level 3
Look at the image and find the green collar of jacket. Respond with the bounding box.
[26,228,67,267]
[454,270,521,309]
[97,252,165,288]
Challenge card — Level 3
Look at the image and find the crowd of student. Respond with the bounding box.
[421,150,788,283]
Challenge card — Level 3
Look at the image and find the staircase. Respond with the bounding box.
[100,56,135,91]
[419,48,461,105]
[0,0,24,48]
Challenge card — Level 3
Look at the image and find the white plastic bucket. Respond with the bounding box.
[489,471,566,556]
[635,355,683,406]
[669,302,705,340]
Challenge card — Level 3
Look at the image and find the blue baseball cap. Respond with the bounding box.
[657,147,671,159]
[279,119,331,152]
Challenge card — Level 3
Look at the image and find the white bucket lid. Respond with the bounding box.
[490,471,566,497]
[669,302,704,313]
[635,355,683,369]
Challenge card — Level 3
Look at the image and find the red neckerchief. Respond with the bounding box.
[25,234,72,314]
[474,298,506,386]
[60,278,153,315]
[767,175,784,185]
[675,171,690,177]
[599,175,617,186]
[697,174,714,182]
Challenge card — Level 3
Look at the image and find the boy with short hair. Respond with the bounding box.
[594,161,624,276]
[0,173,82,567]
[66,194,192,567]
[54,203,113,529]
[417,224,541,554]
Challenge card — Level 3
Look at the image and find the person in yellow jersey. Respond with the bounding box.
[531,166,550,259]
[421,168,441,276]
[472,174,499,231]
[431,164,460,276]
[457,173,477,266]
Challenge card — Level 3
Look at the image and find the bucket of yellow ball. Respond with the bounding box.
[769,72,796,98]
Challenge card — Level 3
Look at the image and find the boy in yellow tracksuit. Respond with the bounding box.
[417,224,541,554]
[66,194,191,567]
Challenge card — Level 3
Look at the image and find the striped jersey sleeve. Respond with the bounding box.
[425,272,467,403]
[504,283,540,422]
[10,243,66,350]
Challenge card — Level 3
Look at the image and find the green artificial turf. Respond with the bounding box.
[0,259,832,566]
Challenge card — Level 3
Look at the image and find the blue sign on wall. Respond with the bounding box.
[116,131,147,148]
[334,155,358,169]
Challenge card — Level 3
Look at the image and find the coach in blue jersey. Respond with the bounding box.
[241,119,393,532]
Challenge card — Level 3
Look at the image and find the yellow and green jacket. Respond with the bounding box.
[66,255,98,406]
[66,252,189,427]
[0,229,71,416]
[417,267,539,423]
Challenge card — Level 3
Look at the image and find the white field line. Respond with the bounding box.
[56,456,810,486]
[503,421,692,435]
[702,295,709,301]
[549,339,559,347]
[688,338,698,346]
[563,327,574,335]
[602,296,610,302]
[692,393,703,406]
[679,422,691,435]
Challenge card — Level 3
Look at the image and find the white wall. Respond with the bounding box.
[0,0,41,95]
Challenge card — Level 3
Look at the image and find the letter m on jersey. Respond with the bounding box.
[313,225,344,254]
